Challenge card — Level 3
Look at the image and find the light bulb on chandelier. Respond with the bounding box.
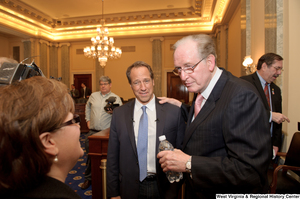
[83,0,122,68]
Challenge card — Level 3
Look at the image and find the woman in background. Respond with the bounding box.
[0,76,83,199]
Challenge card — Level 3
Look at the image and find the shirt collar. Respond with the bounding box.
[100,91,111,98]
[201,67,223,100]
[256,71,268,87]
[134,94,155,111]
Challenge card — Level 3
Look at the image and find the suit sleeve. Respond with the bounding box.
[191,89,272,191]
[271,86,283,148]
[180,103,190,123]
[106,111,120,197]
[176,106,186,149]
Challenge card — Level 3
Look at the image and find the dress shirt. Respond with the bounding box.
[133,95,156,174]
[85,91,123,131]
[192,67,223,122]
[256,71,273,134]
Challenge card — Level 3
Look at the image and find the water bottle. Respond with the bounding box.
[158,135,183,183]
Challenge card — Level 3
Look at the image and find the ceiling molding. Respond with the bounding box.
[0,0,239,41]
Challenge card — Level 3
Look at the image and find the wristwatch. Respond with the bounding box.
[185,156,192,173]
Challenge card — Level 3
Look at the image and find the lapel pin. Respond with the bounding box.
[272,88,275,95]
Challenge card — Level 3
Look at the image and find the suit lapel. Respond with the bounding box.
[125,100,138,157]
[252,73,270,111]
[155,98,166,154]
[183,69,228,149]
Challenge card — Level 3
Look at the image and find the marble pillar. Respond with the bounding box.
[150,37,163,97]
[95,59,105,91]
[39,40,49,77]
[59,43,70,87]
[49,43,58,79]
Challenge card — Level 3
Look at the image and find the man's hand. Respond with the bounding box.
[111,196,121,199]
[273,146,279,157]
[272,112,290,124]
[106,108,113,114]
[157,149,190,172]
[157,97,182,107]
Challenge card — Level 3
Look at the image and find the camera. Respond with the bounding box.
[104,96,119,111]
[0,61,44,86]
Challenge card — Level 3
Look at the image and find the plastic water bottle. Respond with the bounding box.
[158,135,183,183]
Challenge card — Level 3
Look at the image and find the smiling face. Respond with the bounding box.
[130,66,154,105]
[174,40,216,94]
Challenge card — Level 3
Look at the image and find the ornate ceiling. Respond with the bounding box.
[0,0,239,41]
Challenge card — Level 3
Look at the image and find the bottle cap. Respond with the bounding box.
[159,135,166,141]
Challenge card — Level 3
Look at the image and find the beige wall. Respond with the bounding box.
[282,0,300,151]
[0,35,11,58]
[227,3,242,77]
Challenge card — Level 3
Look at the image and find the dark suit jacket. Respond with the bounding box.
[70,89,80,99]
[182,69,272,198]
[80,87,91,98]
[240,72,282,148]
[5,176,81,199]
[106,97,186,199]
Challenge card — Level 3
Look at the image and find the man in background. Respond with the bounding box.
[240,53,290,157]
[70,84,80,102]
[157,34,272,198]
[81,76,122,190]
[107,61,185,199]
[80,82,91,99]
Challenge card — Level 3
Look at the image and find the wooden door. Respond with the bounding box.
[74,74,92,95]
[167,72,189,104]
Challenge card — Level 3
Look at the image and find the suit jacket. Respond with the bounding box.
[70,89,80,99]
[182,69,272,198]
[240,72,282,148]
[80,87,91,98]
[106,97,186,199]
[5,176,81,199]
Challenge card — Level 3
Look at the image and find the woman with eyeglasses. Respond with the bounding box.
[0,76,83,199]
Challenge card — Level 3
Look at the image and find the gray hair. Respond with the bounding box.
[173,34,217,64]
[99,76,111,84]
[0,57,18,68]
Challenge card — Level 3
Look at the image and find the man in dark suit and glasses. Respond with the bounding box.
[157,34,272,198]
[240,53,290,157]
[106,61,185,199]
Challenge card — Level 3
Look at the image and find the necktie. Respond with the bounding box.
[137,106,148,182]
[194,93,204,118]
[264,83,271,109]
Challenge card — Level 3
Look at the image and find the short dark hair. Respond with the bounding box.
[0,76,74,193]
[126,61,154,84]
[257,53,283,70]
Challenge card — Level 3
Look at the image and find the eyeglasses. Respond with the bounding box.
[272,66,284,72]
[61,114,81,127]
[100,83,109,86]
[173,57,206,76]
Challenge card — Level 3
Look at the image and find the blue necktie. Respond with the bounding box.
[137,106,148,182]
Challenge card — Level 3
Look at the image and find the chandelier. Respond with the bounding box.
[83,0,122,68]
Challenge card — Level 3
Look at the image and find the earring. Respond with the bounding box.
[54,154,58,162]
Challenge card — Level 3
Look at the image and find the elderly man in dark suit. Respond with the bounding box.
[157,34,272,198]
[240,53,290,157]
[106,61,185,199]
